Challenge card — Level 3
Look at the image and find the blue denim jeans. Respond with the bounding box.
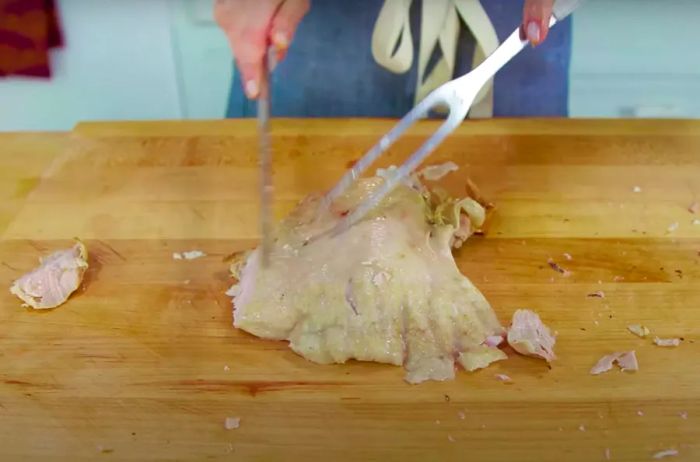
[226,0,572,118]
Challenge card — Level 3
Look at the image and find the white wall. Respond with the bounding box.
[0,0,183,131]
[1,0,699,130]
[168,0,232,120]
[570,0,700,118]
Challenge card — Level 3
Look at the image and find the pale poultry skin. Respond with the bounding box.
[229,173,506,383]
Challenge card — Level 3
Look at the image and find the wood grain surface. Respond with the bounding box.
[1,119,699,461]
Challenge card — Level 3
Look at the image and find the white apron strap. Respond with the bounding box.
[371,0,414,73]
[371,0,499,118]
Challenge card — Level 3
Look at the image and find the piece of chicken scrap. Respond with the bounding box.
[228,170,506,383]
[10,240,88,309]
[507,309,557,362]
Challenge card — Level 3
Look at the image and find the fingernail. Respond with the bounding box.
[245,79,259,98]
[272,32,288,50]
[526,21,541,44]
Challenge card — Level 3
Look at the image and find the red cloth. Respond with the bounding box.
[0,0,63,78]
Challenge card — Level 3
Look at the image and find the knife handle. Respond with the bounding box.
[553,0,587,22]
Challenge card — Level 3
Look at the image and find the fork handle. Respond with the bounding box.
[553,0,587,21]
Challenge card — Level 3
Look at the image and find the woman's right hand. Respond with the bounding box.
[214,0,310,99]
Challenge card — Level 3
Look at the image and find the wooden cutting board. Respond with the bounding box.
[1,119,699,461]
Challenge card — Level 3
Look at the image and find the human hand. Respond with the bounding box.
[522,0,554,46]
[214,0,310,99]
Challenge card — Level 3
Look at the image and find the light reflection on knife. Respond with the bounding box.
[258,47,276,267]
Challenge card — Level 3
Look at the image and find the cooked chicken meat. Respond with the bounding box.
[506,309,556,362]
[590,351,638,375]
[419,161,459,181]
[228,172,505,383]
[10,240,88,309]
[627,324,650,338]
[652,448,679,459]
[653,337,681,347]
[224,417,241,430]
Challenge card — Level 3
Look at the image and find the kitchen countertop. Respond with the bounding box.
[0,118,699,461]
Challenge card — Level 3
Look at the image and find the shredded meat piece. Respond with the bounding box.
[652,448,679,459]
[653,337,681,347]
[590,351,638,375]
[418,161,459,181]
[627,324,650,338]
[617,351,638,371]
[494,373,512,383]
[590,354,617,375]
[224,417,240,429]
[173,250,206,260]
[10,241,88,309]
[507,309,556,362]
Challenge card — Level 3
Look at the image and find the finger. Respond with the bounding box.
[214,0,284,99]
[522,0,554,46]
[233,31,267,99]
[220,24,267,98]
[270,0,310,53]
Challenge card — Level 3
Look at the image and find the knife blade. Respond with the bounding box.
[257,47,276,267]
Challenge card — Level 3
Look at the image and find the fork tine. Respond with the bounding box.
[322,94,437,207]
[328,110,463,237]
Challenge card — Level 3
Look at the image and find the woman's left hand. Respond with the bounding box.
[522,0,555,46]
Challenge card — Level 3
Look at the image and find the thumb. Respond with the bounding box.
[522,0,554,46]
[269,0,310,60]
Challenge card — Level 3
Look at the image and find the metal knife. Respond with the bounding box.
[258,47,276,266]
